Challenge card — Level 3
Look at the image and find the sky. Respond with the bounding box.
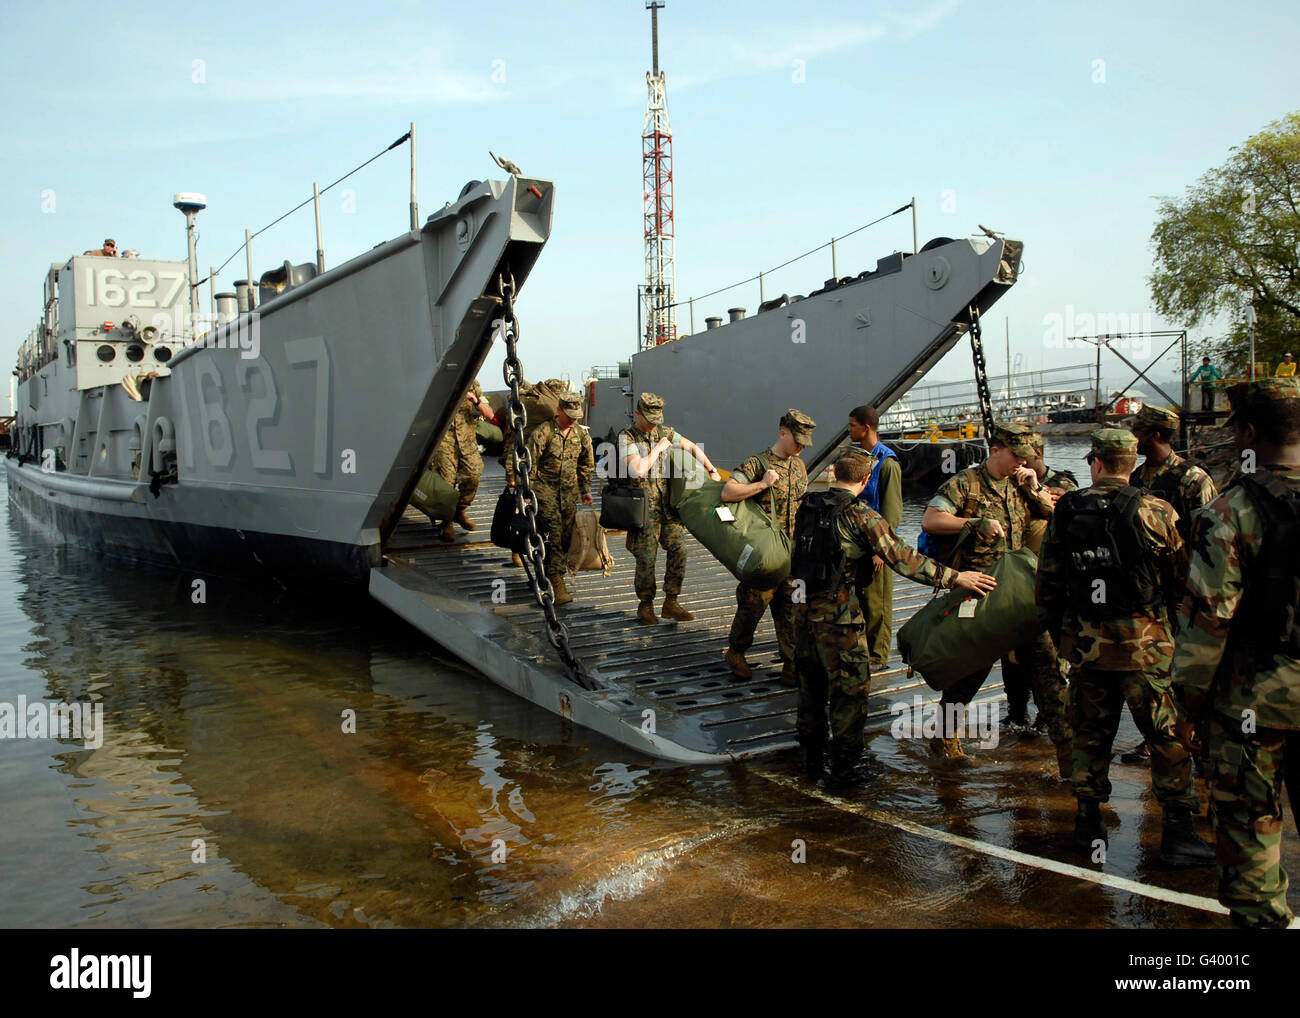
[2,0,1298,410]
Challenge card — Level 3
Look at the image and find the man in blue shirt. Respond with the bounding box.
[847,405,903,670]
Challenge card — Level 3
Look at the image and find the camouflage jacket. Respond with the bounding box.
[527,419,595,497]
[1042,466,1078,492]
[618,423,680,504]
[732,448,807,538]
[1036,476,1186,672]
[443,380,486,457]
[928,463,1054,571]
[809,500,959,625]
[1172,466,1300,730]
[1136,451,1217,540]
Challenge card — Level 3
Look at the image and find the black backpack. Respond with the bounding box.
[1233,472,1300,658]
[1144,458,1196,539]
[791,488,857,597]
[1054,486,1164,620]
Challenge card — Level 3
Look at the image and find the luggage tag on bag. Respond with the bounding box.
[715,505,736,522]
[958,597,978,618]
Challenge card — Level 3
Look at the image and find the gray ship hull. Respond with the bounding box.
[8,175,553,584]
[590,236,1022,471]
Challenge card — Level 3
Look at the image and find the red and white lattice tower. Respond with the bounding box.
[641,1,676,348]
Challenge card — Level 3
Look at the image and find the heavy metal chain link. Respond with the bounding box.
[968,305,995,441]
[497,274,596,691]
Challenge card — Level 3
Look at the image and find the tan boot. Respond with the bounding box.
[440,522,456,543]
[929,735,968,760]
[454,509,476,532]
[661,597,693,621]
[636,600,659,625]
[1055,741,1074,782]
[550,574,573,605]
[509,552,523,568]
[724,648,751,678]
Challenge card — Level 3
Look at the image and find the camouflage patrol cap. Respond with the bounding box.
[1029,432,1045,454]
[1129,404,1180,432]
[990,421,1035,457]
[1225,376,1300,424]
[558,392,584,420]
[1088,428,1138,458]
[637,392,665,424]
[779,408,816,444]
[542,378,566,392]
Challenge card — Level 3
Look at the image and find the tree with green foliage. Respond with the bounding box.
[1149,112,1300,376]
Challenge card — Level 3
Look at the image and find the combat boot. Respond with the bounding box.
[636,600,659,625]
[661,597,693,621]
[509,553,523,568]
[454,509,477,532]
[440,522,456,543]
[929,735,968,760]
[1055,741,1074,781]
[1159,807,1216,868]
[724,648,751,679]
[803,745,825,781]
[826,755,871,791]
[550,574,573,606]
[1120,740,1151,764]
[1072,801,1107,856]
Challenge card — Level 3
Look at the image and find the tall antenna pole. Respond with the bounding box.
[641,1,676,349]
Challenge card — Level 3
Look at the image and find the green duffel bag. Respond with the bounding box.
[476,418,503,444]
[896,546,1043,691]
[668,474,791,589]
[410,461,459,522]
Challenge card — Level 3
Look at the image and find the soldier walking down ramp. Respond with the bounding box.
[526,392,595,606]
[434,379,495,542]
[919,422,1072,771]
[792,453,995,788]
[620,393,721,625]
[720,409,815,684]
[1173,378,1300,929]
[1038,429,1214,868]
[847,405,903,672]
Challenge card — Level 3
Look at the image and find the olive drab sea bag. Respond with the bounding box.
[410,460,459,522]
[896,546,1044,690]
[668,470,792,590]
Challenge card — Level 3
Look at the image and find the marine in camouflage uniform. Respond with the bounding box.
[795,455,964,784]
[723,410,815,684]
[619,393,720,624]
[434,378,493,538]
[526,392,595,605]
[1006,432,1078,732]
[1038,428,1213,867]
[1131,403,1219,550]
[1172,378,1300,929]
[923,422,1071,766]
[503,378,567,486]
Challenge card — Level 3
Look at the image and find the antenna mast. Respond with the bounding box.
[641,1,676,348]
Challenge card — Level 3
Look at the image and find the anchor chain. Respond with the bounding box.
[967,305,996,441]
[497,274,596,692]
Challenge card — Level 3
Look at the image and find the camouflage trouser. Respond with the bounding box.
[729,580,796,667]
[942,633,1072,746]
[625,505,687,602]
[1206,716,1298,929]
[534,483,575,580]
[857,564,894,670]
[434,438,483,515]
[1002,633,1073,745]
[1069,667,1198,811]
[794,608,872,765]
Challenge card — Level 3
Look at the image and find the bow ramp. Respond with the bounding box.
[370,471,1007,763]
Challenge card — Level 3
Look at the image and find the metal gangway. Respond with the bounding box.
[880,362,1097,432]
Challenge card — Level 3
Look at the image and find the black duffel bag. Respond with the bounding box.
[490,487,551,554]
[599,480,648,530]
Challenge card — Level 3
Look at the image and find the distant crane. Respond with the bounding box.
[641,1,676,348]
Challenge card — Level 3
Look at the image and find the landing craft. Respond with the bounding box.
[7,162,554,584]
